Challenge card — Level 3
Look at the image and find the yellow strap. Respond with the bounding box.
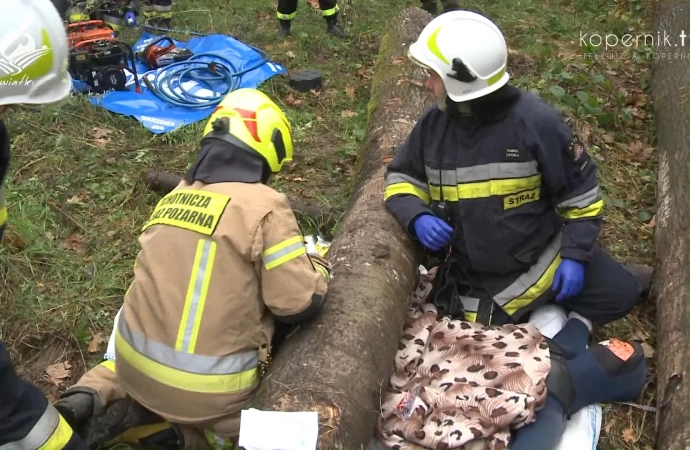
[277,11,296,20]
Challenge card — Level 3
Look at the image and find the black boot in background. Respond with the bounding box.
[278,19,291,38]
[325,13,348,38]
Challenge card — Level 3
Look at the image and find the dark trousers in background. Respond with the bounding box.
[277,0,339,20]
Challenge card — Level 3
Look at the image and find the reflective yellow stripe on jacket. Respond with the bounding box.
[0,184,7,229]
[425,161,542,201]
[458,232,562,321]
[556,185,604,220]
[117,238,259,395]
[384,172,431,204]
[262,236,306,270]
[0,404,73,450]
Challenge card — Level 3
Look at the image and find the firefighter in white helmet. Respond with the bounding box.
[54,88,331,449]
[0,0,88,449]
[384,11,641,331]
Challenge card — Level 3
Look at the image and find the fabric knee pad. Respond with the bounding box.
[566,339,646,413]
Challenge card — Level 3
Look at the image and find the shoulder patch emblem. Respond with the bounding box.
[569,136,586,161]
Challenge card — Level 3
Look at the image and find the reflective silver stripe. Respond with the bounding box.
[384,172,430,192]
[492,232,562,306]
[118,318,259,375]
[556,186,601,209]
[425,161,539,185]
[0,404,60,450]
[460,296,480,312]
[179,239,215,353]
[262,240,305,266]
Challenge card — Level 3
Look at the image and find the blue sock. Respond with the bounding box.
[509,395,567,450]
[566,340,646,413]
[551,318,589,359]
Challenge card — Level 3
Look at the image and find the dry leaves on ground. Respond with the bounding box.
[87,332,106,353]
[60,233,86,254]
[45,361,72,385]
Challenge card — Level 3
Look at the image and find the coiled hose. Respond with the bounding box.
[142,48,270,108]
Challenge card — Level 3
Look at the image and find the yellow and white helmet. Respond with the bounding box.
[0,0,72,106]
[408,10,509,102]
[203,89,293,173]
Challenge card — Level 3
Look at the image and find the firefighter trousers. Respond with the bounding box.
[453,245,642,327]
[277,0,339,20]
[0,340,88,450]
[63,361,241,449]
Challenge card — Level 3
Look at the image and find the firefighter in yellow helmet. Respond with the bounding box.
[54,88,332,449]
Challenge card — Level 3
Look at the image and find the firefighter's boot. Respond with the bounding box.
[79,395,175,448]
[325,13,348,38]
[278,19,291,39]
[54,392,95,430]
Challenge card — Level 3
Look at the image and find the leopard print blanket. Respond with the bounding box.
[376,268,551,450]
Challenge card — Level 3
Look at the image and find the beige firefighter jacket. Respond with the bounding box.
[115,179,330,425]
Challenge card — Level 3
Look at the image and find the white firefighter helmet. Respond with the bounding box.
[408,10,509,102]
[0,0,72,106]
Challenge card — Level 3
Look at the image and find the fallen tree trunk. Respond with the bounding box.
[251,8,433,448]
[142,169,342,227]
[651,1,690,448]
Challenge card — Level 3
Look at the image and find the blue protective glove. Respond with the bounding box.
[412,214,453,251]
[552,258,585,302]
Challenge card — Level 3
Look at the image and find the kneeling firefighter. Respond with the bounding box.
[54,88,332,449]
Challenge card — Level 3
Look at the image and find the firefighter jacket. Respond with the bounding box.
[384,85,603,323]
[115,135,330,425]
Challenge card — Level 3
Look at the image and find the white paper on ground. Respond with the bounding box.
[238,408,319,450]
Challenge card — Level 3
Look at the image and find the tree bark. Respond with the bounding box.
[142,169,342,227]
[251,8,433,448]
[651,1,690,449]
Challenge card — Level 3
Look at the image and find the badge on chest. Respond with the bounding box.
[501,147,529,162]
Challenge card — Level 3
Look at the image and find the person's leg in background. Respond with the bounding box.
[142,0,172,29]
[0,340,89,450]
[276,0,299,39]
[319,0,347,37]
[559,245,642,327]
[510,319,646,450]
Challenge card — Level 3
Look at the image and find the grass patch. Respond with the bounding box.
[0,0,657,448]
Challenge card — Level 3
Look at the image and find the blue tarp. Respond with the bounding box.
[72,32,286,133]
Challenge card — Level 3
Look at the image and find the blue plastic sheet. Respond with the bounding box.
[72,32,286,133]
